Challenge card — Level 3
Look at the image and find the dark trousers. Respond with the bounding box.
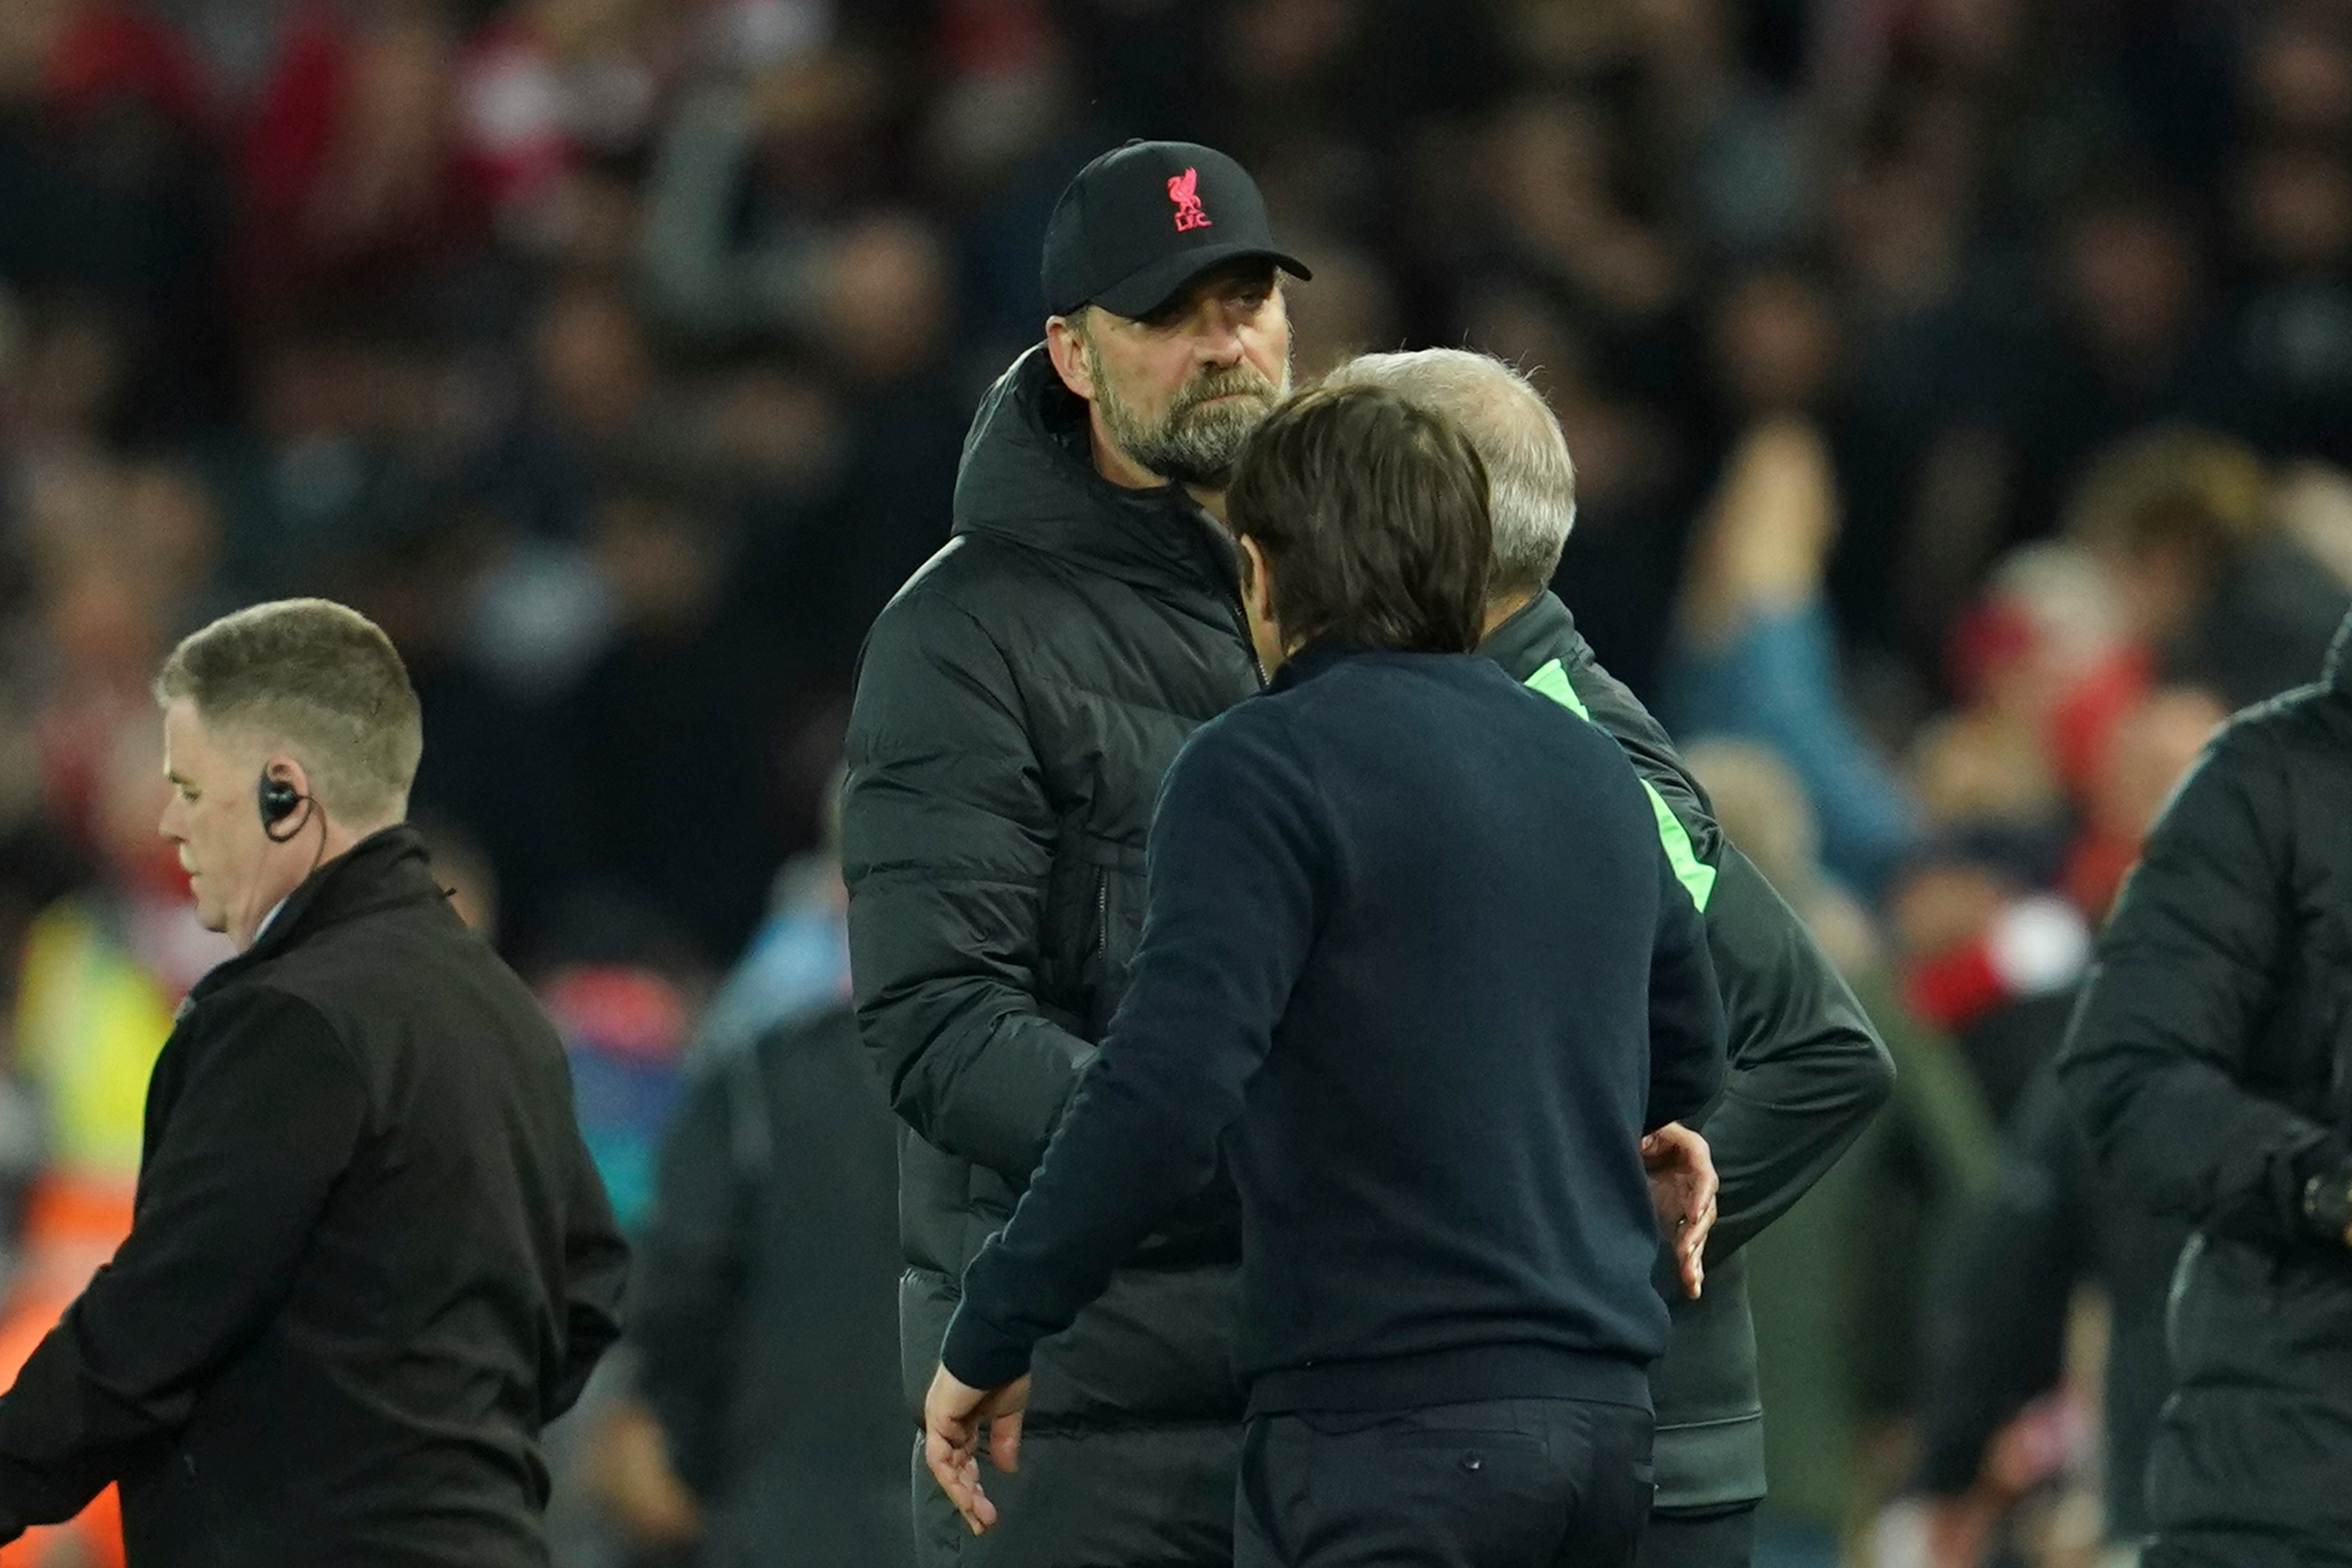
[912,1424,1241,1568]
[1236,1398,1655,1568]
[1635,1504,1756,1568]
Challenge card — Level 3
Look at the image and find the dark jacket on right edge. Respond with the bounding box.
[2060,610,2352,1555]
[1483,592,1895,1509]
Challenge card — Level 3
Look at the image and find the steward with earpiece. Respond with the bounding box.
[0,597,629,1568]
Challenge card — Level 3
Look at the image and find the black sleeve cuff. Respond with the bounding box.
[939,1298,1037,1393]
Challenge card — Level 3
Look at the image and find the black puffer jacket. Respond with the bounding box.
[843,346,1261,1430]
[2061,610,2352,1553]
[1483,592,1895,1509]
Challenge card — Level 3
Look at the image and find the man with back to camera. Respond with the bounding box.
[1323,348,1896,1568]
[0,598,630,1565]
[841,138,1306,1566]
[922,383,1731,1568]
[2060,607,2352,1568]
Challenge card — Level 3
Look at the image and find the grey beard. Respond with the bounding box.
[1089,346,1288,489]
[1112,395,1270,488]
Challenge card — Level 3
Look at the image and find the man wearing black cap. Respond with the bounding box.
[841,140,1310,1566]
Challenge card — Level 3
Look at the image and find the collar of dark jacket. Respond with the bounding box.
[1270,638,1379,690]
[1476,589,1590,685]
[187,824,445,1004]
[950,343,1242,597]
[2330,607,2352,697]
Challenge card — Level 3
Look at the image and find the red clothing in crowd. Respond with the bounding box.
[39,0,211,129]
[236,3,487,301]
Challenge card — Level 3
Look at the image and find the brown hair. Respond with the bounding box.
[155,598,423,823]
[1227,384,1494,654]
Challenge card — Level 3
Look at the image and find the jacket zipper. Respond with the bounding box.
[1187,505,1266,687]
[1230,596,1266,686]
[1214,535,1265,686]
[1094,877,1112,1032]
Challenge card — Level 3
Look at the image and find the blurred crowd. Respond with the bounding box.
[4,0,2352,1564]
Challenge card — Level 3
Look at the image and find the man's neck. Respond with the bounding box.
[247,892,295,949]
[233,874,304,953]
[1086,419,1227,523]
[1481,587,1538,639]
[230,818,394,952]
[1088,421,1159,491]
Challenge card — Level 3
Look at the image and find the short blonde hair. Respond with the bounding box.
[155,599,423,823]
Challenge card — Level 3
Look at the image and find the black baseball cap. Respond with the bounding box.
[1041,140,1312,320]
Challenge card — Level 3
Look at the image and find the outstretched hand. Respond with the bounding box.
[923,1362,1031,1535]
[1642,1121,1719,1299]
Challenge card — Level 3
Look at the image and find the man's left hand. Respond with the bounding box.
[923,1362,1031,1535]
[1642,1122,1718,1298]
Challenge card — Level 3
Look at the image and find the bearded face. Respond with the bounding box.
[1080,314,1294,489]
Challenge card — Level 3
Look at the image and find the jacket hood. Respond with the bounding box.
[2331,608,2352,696]
[951,344,1240,594]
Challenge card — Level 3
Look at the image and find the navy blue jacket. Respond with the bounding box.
[944,642,1728,1414]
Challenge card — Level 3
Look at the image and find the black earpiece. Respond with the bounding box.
[259,774,303,837]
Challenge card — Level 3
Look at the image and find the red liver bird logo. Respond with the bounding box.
[1168,167,1213,232]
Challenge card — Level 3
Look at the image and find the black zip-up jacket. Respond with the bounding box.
[946,644,1727,1409]
[1481,591,1895,1508]
[2060,609,2352,1552]
[0,826,628,1564]
[843,345,1262,1432]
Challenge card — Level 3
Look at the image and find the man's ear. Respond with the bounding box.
[1237,534,1272,617]
[1235,533,1288,671]
[265,755,314,803]
[1045,314,1095,402]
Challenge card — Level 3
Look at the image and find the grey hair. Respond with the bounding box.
[1321,348,1577,597]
